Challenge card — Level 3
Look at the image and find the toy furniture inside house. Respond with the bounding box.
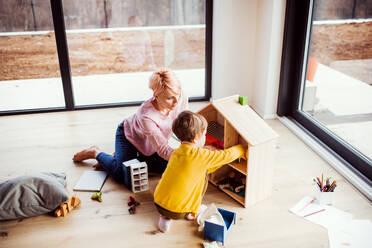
[197,95,279,207]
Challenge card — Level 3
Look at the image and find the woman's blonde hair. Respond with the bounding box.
[149,68,181,97]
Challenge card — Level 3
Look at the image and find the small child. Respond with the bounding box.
[154,110,246,232]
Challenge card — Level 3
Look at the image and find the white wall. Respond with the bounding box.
[211,0,257,102]
[251,0,286,119]
[212,0,286,119]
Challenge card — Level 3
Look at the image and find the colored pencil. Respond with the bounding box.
[299,198,315,212]
[303,208,325,218]
[314,176,337,192]
[317,177,322,189]
[313,179,321,189]
[328,184,337,192]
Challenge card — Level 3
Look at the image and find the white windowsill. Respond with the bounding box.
[279,116,372,201]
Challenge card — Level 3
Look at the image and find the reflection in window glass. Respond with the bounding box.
[62,0,206,106]
[302,0,372,160]
[0,1,65,111]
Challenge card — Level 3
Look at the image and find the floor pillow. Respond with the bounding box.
[0,172,69,220]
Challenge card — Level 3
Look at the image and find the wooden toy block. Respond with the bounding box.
[54,195,81,217]
[60,203,68,216]
[91,192,102,202]
[54,209,62,217]
[71,195,81,207]
[65,200,72,212]
[238,95,248,105]
[197,95,278,207]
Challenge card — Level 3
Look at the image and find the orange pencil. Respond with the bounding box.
[327,180,336,192]
[328,181,337,192]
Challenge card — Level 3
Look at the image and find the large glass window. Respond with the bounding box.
[302,0,372,161]
[278,0,372,183]
[0,0,211,114]
[62,0,207,106]
[0,0,65,112]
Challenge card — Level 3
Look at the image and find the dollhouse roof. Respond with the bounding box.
[198,95,279,146]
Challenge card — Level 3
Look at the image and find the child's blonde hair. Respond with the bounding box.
[172,111,207,142]
[149,68,181,97]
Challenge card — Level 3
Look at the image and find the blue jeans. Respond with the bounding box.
[96,122,167,189]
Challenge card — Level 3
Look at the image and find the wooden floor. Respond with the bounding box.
[0,103,371,248]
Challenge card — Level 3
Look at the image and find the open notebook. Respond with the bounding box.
[73,171,108,192]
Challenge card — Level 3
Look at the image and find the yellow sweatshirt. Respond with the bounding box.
[154,144,245,215]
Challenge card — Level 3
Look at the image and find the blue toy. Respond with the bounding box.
[204,208,236,245]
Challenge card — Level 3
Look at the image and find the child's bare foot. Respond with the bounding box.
[185,213,195,221]
[73,146,101,162]
[158,215,171,232]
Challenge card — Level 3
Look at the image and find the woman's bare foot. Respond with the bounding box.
[73,146,101,162]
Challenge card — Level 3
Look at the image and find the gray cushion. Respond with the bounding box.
[0,172,69,220]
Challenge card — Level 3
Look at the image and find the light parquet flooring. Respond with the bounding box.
[0,103,371,248]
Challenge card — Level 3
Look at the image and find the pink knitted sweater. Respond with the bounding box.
[123,92,188,160]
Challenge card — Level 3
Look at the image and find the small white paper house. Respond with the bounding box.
[130,162,148,193]
[123,159,149,193]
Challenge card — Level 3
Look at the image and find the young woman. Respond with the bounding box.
[73,68,188,189]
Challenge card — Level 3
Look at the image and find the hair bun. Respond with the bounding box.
[149,68,181,96]
[156,69,167,79]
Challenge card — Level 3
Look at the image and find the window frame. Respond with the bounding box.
[0,0,212,116]
[277,0,372,184]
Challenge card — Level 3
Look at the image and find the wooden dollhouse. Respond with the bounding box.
[198,95,279,207]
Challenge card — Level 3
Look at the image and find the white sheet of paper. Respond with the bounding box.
[73,171,108,192]
[351,220,372,248]
[328,229,353,248]
[289,196,313,215]
[328,220,372,248]
[291,197,371,248]
[289,196,325,217]
[305,205,353,230]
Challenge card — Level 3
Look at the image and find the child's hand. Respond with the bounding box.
[241,149,248,160]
